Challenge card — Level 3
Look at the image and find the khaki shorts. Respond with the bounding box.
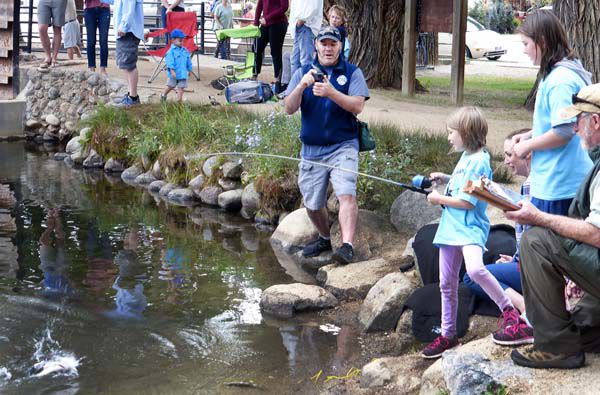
[38,0,67,27]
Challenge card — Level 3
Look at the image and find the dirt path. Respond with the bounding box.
[28,53,534,153]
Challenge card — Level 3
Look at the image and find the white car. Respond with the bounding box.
[438,17,507,61]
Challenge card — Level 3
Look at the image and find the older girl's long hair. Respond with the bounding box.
[518,10,573,79]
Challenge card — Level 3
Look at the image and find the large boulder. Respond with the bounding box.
[270,208,318,252]
[104,158,125,173]
[202,156,219,178]
[199,186,223,206]
[82,149,105,169]
[148,180,166,193]
[331,210,399,262]
[121,165,143,180]
[359,272,415,332]
[241,182,260,215]
[167,188,197,204]
[316,258,398,301]
[65,136,82,154]
[260,283,338,318]
[188,174,205,198]
[134,172,157,186]
[390,190,442,234]
[218,189,243,212]
[358,355,423,393]
[222,160,243,179]
[159,183,178,197]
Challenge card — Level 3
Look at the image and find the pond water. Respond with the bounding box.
[0,142,360,395]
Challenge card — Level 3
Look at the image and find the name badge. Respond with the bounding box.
[336,75,348,86]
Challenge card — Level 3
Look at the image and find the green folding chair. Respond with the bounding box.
[215,25,261,83]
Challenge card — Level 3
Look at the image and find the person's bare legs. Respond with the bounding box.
[51,25,62,65]
[306,207,330,238]
[75,46,82,58]
[126,68,138,97]
[163,86,173,97]
[39,24,52,64]
[337,195,358,244]
[100,67,107,75]
[67,48,74,60]
[177,88,184,103]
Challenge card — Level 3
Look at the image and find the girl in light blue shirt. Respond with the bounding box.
[512,10,592,215]
[421,107,518,359]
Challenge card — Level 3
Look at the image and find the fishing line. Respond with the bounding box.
[183,151,429,194]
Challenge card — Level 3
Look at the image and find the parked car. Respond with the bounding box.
[438,17,507,61]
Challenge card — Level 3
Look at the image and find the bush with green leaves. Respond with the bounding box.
[469,0,516,34]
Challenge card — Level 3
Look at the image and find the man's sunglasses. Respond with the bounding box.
[572,93,600,110]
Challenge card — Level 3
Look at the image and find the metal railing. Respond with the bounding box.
[18,1,291,62]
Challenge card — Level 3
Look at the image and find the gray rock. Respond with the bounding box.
[71,149,88,165]
[222,160,243,179]
[64,121,77,132]
[25,119,41,129]
[121,165,143,180]
[202,156,219,178]
[189,174,205,198]
[104,158,125,173]
[167,188,197,203]
[148,180,166,193]
[79,127,91,140]
[87,73,100,87]
[242,182,260,214]
[134,172,157,185]
[65,136,82,154]
[218,178,242,191]
[260,283,338,318]
[97,86,108,96]
[34,135,44,144]
[58,129,70,141]
[63,155,74,166]
[442,352,502,395]
[240,206,256,220]
[47,87,60,100]
[270,208,318,252]
[199,186,223,206]
[359,272,415,332]
[82,149,105,169]
[361,359,392,388]
[42,131,58,142]
[45,114,60,126]
[390,190,442,234]
[151,160,161,179]
[159,183,178,197]
[217,189,243,212]
[316,258,398,301]
[53,152,69,161]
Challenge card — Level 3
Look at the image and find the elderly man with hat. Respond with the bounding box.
[505,83,600,369]
[283,26,369,265]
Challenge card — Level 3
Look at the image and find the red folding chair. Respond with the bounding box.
[145,11,201,83]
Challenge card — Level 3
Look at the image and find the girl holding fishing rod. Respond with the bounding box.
[421,107,520,359]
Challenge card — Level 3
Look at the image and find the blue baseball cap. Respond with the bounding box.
[316,26,341,42]
[170,29,185,39]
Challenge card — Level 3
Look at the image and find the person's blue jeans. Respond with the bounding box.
[161,5,184,43]
[84,7,110,68]
[290,24,315,77]
[463,261,522,301]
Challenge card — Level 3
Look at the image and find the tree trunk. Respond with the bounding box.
[525,1,599,109]
[421,32,438,65]
[555,0,600,83]
[326,0,406,88]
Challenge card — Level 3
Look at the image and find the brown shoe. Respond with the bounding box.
[511,346,585,369]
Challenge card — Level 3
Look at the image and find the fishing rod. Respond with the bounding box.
[183,151,432,195]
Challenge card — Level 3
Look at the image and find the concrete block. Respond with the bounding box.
[0,98,25,138]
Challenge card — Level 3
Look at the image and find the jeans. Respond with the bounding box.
[255,21,288,79]
[161,5,184,42]
[84,7,110,68]
[463,261,522,301]
[215,38,231,60]
[290,24,315,77]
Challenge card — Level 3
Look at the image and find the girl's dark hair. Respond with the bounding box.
[518,10,573,79]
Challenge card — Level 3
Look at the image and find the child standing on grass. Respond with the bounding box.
[161,29,192,103]
[421,107,520,359]
[63,0,82,60]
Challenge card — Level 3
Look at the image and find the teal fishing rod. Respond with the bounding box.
[183,151,431,195]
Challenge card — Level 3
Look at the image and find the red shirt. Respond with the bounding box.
[85,0,109,9]
[253,0,288,27]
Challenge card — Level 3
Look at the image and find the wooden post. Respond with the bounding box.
[450,0,467,105]
[401,0,417,96]
[0,0,16,99]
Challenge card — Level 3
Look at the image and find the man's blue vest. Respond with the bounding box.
[299,59,359,146]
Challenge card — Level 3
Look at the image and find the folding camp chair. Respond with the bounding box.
[145,11,201,83]
[216,25,261,84]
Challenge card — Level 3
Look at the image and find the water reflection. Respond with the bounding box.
[38,208,73,297]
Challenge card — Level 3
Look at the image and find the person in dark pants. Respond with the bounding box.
[505,83,600,369]
[161,0,185,42]
[84,0,111,74]
[253,0,289,90]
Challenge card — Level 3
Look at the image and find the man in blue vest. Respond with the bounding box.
[283,26,369,265]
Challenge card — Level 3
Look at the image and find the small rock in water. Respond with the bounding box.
[148,180,166,193]
[53,152,69,161]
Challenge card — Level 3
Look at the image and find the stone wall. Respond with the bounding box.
[21,68,127,143]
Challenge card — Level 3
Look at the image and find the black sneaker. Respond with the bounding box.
[511,347,585,369]
[302,237,332,258]
[332,243,354,265]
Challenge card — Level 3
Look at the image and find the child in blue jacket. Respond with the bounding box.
[161,29,193,103]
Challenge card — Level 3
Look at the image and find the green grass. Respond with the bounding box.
[416,75,536,108]
[84,104,511,213]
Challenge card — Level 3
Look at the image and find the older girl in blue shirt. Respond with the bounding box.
[421,107,518,359]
